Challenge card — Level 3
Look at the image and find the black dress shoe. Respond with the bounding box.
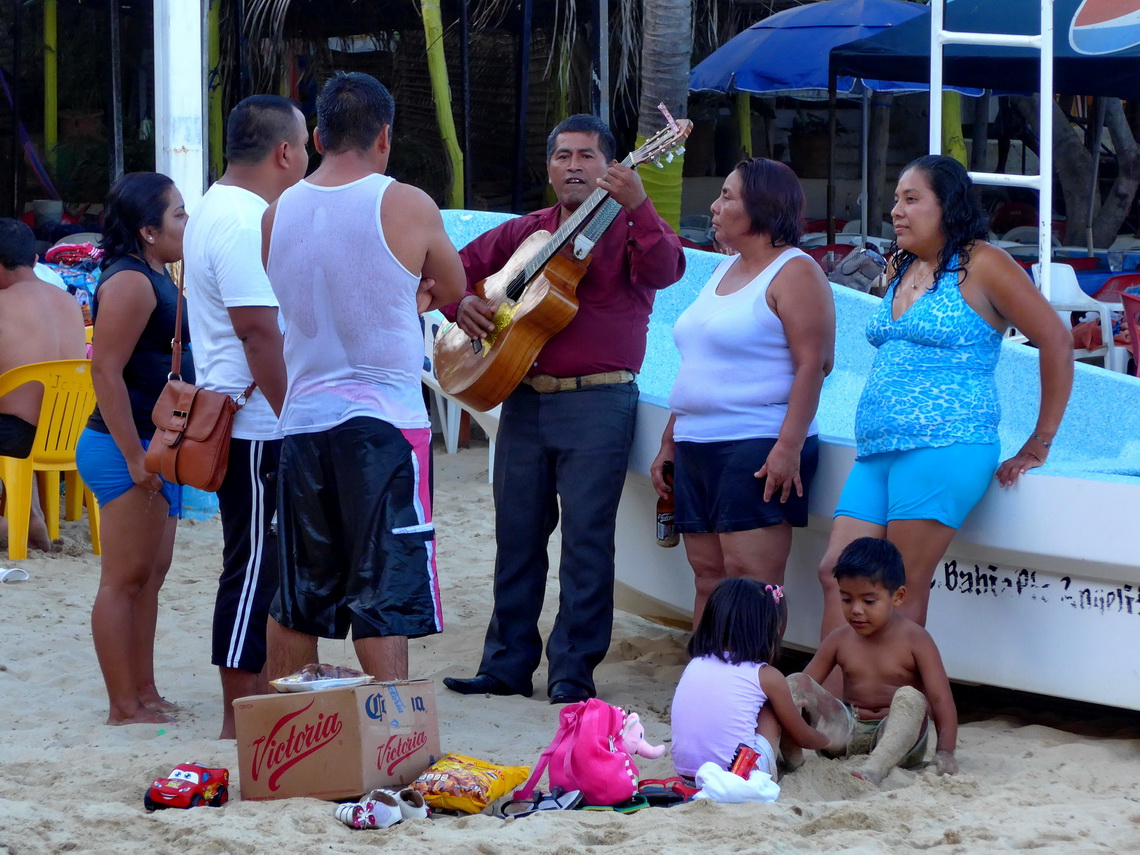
[442,674,532,697]
[548,680,593,704]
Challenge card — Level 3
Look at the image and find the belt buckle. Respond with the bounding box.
[529,375,561,394]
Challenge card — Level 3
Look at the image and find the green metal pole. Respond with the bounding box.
[736,92,752,157]
[44,0,57,170]
[208,0,224,181]
[941,91,968,166]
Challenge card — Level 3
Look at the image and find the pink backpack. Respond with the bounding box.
[515,698,639,806]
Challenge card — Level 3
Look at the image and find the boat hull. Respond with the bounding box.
[615,398,1140,712]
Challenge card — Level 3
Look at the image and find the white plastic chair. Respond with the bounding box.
[1031,262,1127,372]
[421,311,498,483]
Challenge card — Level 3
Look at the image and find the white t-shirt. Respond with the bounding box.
[184,182,281,440]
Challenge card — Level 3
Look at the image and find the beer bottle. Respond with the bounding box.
[656,460,680,548]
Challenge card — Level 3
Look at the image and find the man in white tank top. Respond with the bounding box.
[261,73,465,683]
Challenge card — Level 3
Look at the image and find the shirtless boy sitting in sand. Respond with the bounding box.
[0,218,87,550]
[787,537,958,784]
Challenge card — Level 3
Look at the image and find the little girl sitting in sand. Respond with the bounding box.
[670,578,844,779]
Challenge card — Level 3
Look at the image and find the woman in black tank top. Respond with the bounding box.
[77,172,191,725]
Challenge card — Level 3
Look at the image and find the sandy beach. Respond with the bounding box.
[1,439,1139,854]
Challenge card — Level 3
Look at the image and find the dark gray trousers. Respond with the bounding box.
[477,382,638,694]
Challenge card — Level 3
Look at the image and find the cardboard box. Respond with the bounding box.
[233,680,440,801]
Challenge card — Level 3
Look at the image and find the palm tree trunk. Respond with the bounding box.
[636,0,691,231]
[422,0,464,208]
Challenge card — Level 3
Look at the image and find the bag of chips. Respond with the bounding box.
[410,753,530,814]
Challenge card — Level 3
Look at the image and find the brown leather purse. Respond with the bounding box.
[144,263,255,492]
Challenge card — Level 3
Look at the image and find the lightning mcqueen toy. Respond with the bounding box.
[144,763,229,811]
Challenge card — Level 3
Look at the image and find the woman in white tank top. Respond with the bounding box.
[651,159,836,628]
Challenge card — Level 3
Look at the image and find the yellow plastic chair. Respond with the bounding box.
[0,359,100,559]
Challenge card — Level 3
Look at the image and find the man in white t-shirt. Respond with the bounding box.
[184,95,309,738]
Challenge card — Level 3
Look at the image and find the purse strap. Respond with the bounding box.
[169,261,257,407]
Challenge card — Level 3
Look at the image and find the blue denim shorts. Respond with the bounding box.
[834,442,1000,529]
[76,428,182,516]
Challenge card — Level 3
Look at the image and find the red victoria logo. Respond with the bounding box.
[378,731,427,776]
[250,702,343,790]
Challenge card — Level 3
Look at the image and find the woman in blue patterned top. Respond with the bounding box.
[814,155,1073,638]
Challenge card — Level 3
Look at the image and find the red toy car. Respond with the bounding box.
[144,763,229,811]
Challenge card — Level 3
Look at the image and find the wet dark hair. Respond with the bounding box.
[226,95,303,165]
[734,157,804,247]
[316,72,395,154]
[888,154,989,290]
[688,577,786,666]
[99,172,176,268]
[832,537,906,593]
[545,114,617,164]
[0,218,36,269]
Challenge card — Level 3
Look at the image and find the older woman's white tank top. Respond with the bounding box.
[670,247,817,442]
[266,174,427,434]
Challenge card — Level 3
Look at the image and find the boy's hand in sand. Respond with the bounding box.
[932,749,958,776]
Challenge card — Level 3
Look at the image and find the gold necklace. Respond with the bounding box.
[908,262,936,291]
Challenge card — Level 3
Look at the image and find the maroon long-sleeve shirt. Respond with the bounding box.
[445,198,685,378]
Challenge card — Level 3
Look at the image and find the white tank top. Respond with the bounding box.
[669,247,818,442]
[267,174,427,434]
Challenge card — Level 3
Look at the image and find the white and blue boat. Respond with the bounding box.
[428,210,1140,712]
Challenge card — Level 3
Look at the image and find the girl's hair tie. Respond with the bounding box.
[765,584,784,603]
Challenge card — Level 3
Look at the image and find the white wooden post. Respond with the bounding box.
[154,0,207,206]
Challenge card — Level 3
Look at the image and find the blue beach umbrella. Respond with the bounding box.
[690,0,951,99]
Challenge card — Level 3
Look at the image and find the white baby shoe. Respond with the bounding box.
[334,790,402,830]
[392,787,429,820]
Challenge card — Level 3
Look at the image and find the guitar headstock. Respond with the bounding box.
[630,118,693,170]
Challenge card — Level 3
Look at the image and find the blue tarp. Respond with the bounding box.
[830,0,1140,99]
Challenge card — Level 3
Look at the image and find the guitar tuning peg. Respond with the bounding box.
[655,160,665,169]
[665,153,675,163]
[677,146,686,156]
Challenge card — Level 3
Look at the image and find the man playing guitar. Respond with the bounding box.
[443,114,686,704]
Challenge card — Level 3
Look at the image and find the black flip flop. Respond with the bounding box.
[636,785,688,807]
[500,787,583,819]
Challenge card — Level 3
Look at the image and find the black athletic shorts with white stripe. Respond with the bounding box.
[212,437,282,673]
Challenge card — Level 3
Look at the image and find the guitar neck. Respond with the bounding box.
[518,151,637,284]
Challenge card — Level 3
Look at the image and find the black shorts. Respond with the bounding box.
[212,438,281,673]
[674,436,819,533]
[0,413,37,459]
[271,417,441,641]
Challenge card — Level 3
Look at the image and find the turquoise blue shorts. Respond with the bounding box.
[76,428,182,517]
[834,442,1000,529]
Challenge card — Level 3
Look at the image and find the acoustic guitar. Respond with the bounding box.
[433,115,692,412]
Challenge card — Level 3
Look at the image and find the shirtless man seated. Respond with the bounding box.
[0,218,87,550]
[787,537,959,784]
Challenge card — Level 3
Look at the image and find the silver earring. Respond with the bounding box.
[147,237,154,243]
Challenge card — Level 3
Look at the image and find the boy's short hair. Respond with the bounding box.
[226,95,302,165]
[316,72,395,154]
[833,537,906,592]
[0,218,37,270]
